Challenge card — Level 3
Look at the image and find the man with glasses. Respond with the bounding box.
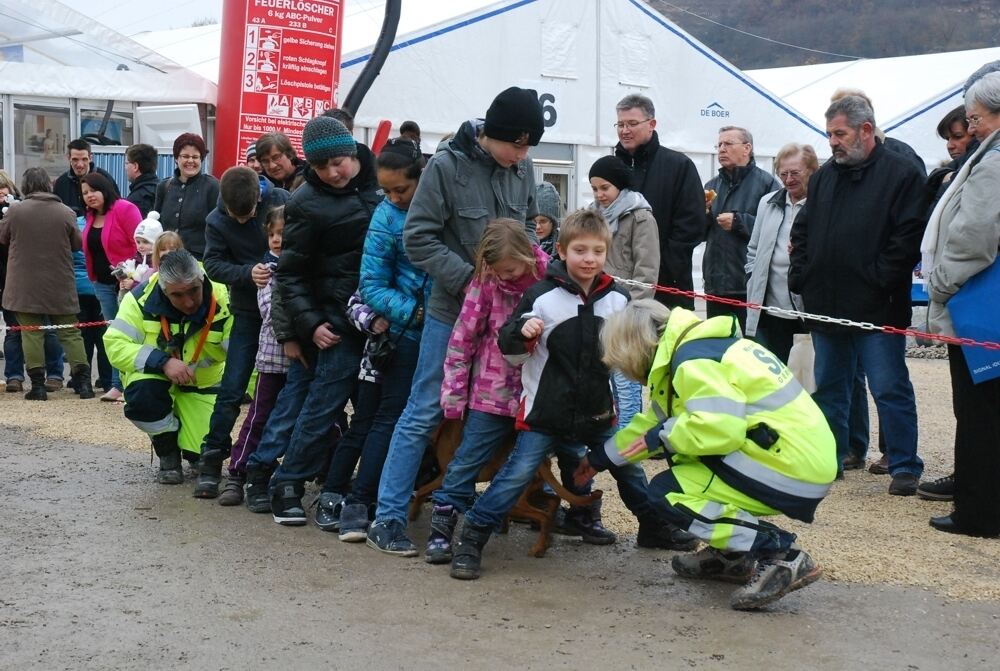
[613,94,704,309]
[703,126,780,332]
[788,95,925,496]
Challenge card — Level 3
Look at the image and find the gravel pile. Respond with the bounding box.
[2,357,997,602]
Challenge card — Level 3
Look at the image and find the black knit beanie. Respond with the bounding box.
[588,155,632,191]
[484,87,545,146]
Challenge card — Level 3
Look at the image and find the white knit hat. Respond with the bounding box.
[134,211,163,244]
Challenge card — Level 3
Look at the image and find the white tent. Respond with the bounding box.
[748,47,1000,171]
[136,0,824,207]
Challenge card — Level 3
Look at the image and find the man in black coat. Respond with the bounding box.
[788,95,926,497]
[614,94,704,309]
[124,143,160,218]
[53,138,119,217]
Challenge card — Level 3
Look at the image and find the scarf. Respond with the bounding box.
[589,189,651,235]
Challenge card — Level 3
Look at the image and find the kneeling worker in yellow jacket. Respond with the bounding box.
[104,249,232,484]
[579,299,836,610]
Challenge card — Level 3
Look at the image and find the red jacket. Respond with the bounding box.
[82,198,142,281]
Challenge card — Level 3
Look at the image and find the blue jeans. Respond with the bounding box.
[374,316,452,524]
[325,336,421,505]
[813,331,922,477]
[432,410,515,512]
[246,356,315,473]
[3,309,64,381]
[199,312,262,472]
[612,370,643,429]
[269,334,362,490]
[94,281,123,391]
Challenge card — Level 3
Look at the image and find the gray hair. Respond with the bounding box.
[616,94,655,119]
[825,95,875,129]
[157,249,204,289]
[719,126,753,145]
[965,71,1000,115]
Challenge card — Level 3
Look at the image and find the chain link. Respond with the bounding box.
[5,320,110,332]
[613,276,1000,352]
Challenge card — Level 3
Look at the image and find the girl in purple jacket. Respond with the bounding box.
[424,218,548,564]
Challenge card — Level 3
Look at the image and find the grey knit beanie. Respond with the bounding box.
[535,181,561,227]
[301,115,357,164]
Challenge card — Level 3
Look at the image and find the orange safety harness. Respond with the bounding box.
[159,293,218,366]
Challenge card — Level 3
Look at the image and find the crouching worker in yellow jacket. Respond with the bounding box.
[104,249,232,485]
[578,299,836,610]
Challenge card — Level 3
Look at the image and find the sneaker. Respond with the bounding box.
[314,492,344,532]
[366,520,418,557]
[868,454,889,475]
[425,504,458,564]
[562,506,617,545]
[730,549,822,610]
[636,518,699,551]
[338,502,371,542]
[888,472,919,496]
[841,453,864,471]
[671,547,755,584]
[271,484,307,526]
[217,477,245,506]
[916,474,955,501]
[245,476,272,514]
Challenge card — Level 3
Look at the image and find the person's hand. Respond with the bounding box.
[283,340,308,369]
[163,358,195,385]
[120,278,134,291]
[573,456,597,488]
[716,212,734,232]
[521,317,544,339]
[251,263,272,288]
[372,317,390,334]
[312,323,341,349]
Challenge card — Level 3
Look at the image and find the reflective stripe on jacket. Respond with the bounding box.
[596,308,836,522]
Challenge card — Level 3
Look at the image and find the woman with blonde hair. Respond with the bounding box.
[580,299,836,610]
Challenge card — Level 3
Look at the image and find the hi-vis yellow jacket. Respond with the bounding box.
[104,274,232,390]
[591,308,837,522]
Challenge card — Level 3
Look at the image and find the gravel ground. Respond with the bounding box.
[1,356,997,602]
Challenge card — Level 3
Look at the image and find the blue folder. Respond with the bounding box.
[947,258,1000,384]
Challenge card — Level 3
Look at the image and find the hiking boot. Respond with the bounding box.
[841,453,864,471]
[450,522,492,580]
[671,547,755,584]
[218,477,245,506]
[637,517,699,551]
[44,377,63,392]
[245,469,273,513]
[917,474,955,501]
[562,502,617,545]
[868,454,889,475]
[366,519,418,557]
[151,431,183,485]
[70,365,94,400]
[730,549,822,610]
[271,483,307,526]
[888,472,919,496]
[5,378,23,393]
[425,504,459,564]
[24,368,47,401]
[338,502,371,542]
[314,492,344,532]
[193,472,221,499]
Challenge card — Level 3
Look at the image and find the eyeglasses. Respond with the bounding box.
[778,170,802,180]
[178,154,202,161]
[613,119,653,130]
[965,114,988,127]
[717,141,749,149]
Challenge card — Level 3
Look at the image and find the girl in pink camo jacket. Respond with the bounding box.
[423,218,548,564]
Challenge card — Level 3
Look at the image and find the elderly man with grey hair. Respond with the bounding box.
[703,125,781,332]
[613,93,705,310]
[104,249,233,485]
[788,95,927,496]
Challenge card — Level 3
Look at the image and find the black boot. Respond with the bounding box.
[244,466,273,513]
[24,368,47,401]
[151,432,184,485]
[564,500,617,545]
[637,514,699,551]
[450,523,492,580]
[193,448,223,499]
[70,364,95,400]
